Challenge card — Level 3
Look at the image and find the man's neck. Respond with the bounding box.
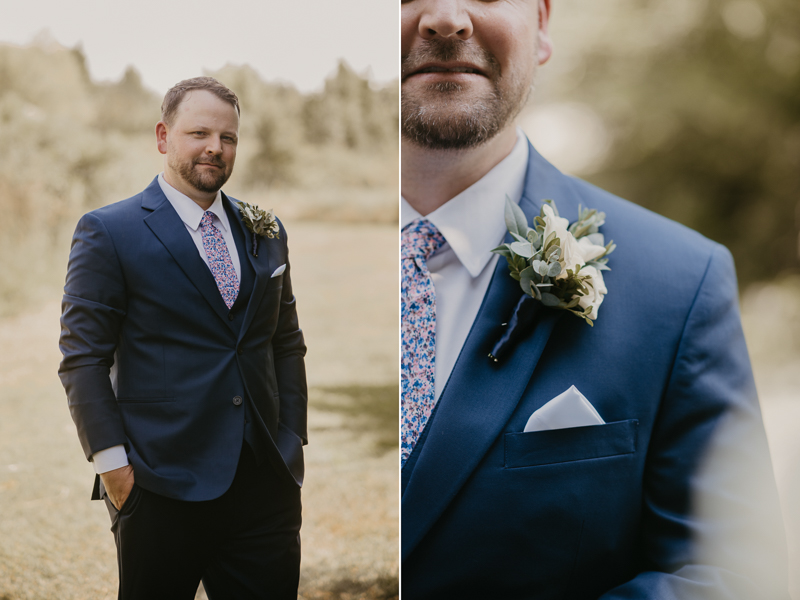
[401,126,518,216]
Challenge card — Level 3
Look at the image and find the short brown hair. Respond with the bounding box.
[161,77,240,125]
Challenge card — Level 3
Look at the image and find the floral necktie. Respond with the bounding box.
[401,219,446,467]
[200,211,239,309]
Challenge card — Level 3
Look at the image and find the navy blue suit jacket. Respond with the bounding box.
[59,177,307,502]
[401,145,788,598]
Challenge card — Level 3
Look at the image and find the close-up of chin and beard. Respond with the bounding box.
[401,36,527,150]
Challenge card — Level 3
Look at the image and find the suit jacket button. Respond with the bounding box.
[233,396,243,406]
[237,347,243,355]
[228,312,235,321]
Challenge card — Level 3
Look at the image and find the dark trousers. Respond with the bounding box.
[104,445,302,600]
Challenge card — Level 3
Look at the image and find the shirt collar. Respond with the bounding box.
[157,173,229,233]
[401,128,529,278]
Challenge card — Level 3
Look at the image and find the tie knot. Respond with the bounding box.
[200,211,215,227]
[402,219,446,260]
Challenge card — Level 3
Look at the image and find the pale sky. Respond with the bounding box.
[2,0,399,94]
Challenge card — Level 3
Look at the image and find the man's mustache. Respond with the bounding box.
[194,158,226,169]
[401,38,500,80]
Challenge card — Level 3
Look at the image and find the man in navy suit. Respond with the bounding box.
[401,1,789,598]
[59,77,307,599]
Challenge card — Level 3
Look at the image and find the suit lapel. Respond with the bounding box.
[401,143,584,559]
[225,194,275,342]
[141,178,235,334]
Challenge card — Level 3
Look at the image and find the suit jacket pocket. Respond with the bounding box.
[504,419,638,468]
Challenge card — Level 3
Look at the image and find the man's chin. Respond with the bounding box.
[190,170,229,195]
[401,104,503,150]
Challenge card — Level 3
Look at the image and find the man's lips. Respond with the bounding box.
[404,62,487,80]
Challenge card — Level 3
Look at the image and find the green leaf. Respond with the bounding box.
[545,244,561,261]
[548,262,562,278]
[509,241,535,259]
[504,196,528,238]
[544,232,559,251]
[540,292,561,307]
[491,244,511,258]
[519,266,535,295]
[511,232,529,244]
[532,259,548,277]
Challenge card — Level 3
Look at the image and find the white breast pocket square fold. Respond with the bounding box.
[524,385,605,432]
[270,264,286,278]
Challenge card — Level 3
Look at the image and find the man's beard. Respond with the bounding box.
[170,154,231,194]
[401,39,532,150]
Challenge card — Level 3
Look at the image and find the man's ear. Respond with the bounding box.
[155,121,168,155]
[538,0,553,66]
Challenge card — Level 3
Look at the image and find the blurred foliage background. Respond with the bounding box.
[0,36,398,318]
[523,0,799,289]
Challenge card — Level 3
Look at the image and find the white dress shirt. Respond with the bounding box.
[91,175,241,474]
[157,173,241,281]
[401,129,530,402]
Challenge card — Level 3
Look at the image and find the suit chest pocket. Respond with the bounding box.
[504,419,638,468]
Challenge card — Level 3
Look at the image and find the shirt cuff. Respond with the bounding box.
[91,445,129,474]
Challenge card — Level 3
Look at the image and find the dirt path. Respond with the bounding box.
[0,222,398,600]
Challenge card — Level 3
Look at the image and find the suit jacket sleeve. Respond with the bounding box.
[58,212,128,461]
[271,223,308,445]
[600,245,789,599]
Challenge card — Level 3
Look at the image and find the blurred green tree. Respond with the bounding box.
[567,0,800,285]
[302,60,397,149]
[246,116,296,187]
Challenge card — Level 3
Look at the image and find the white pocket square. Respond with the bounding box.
[524,385,605,432]
[270,264,286,278]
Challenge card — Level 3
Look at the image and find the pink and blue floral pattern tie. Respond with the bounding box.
[402,219,446,467]
[200,211,239,309]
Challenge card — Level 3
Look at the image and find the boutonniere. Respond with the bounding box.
[488,198,615,361]
[236,201,279,257]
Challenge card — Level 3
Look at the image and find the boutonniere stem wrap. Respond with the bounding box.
[489,197,615,361]
[236,201,279,257]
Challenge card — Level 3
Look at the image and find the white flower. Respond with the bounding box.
[542,204,605,278]
[577,265,608,320]
[577,236,607,263]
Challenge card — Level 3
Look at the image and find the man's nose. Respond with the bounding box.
[418,0,473,41]
[205,135,223,155]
